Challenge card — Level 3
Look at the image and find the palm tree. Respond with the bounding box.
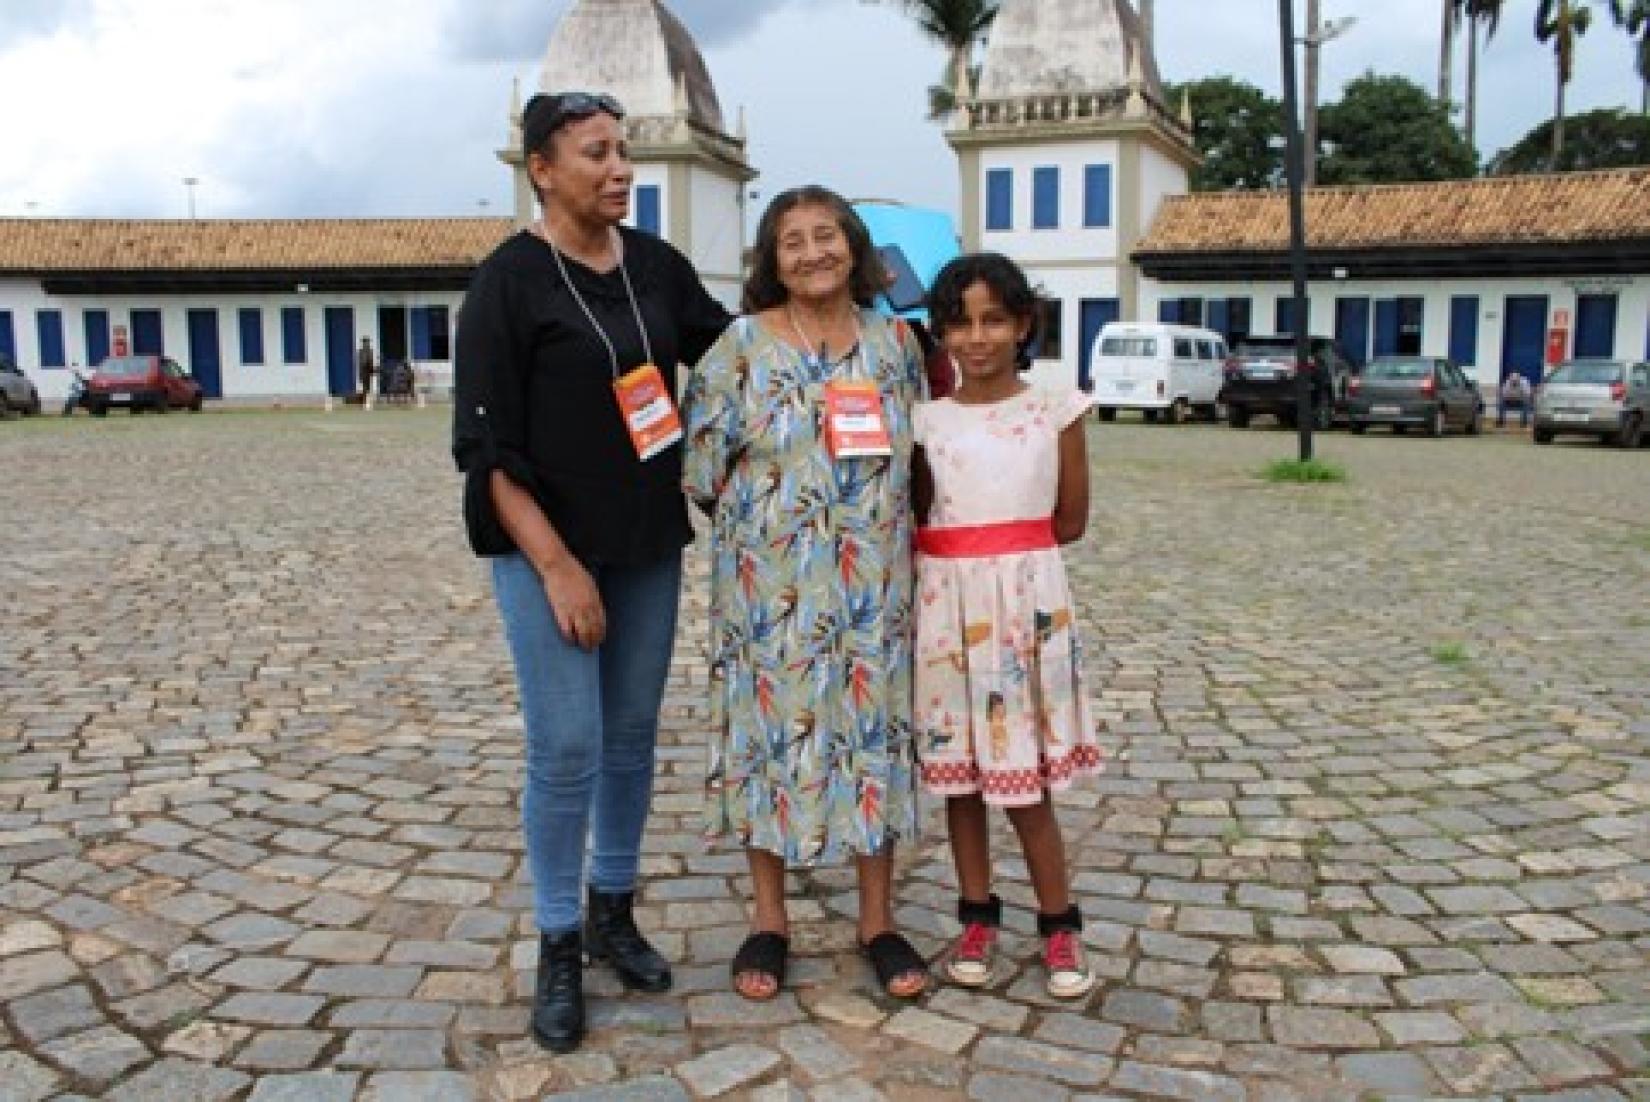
[1440,0,1458,105]
[1460,0,1506,154]
[1537,0,1595,168]
[1611,0,1650,112]
[864,0,1000,120]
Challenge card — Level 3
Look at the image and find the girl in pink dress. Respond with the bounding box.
[913,253,1103,999]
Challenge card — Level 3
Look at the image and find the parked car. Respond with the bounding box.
[1089,322,1226,423]
[0,355,42,417]
[1533,359,1650,447]
[1345,356,1483,437]
[1220,335,1354,430]
[84,355,204,416]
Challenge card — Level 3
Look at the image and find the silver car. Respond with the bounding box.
[1533,359,1650,447]
[0,356,42,417]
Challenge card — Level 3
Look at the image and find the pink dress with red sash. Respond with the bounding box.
[912,387,1103,806]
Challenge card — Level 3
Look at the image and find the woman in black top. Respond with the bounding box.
[452,91,730,1054]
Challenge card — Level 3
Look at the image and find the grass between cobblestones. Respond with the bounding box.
[1429,641,1470,666]
[1260,457,1348,483]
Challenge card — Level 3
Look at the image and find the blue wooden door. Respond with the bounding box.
[84,310,110,367]
[1373,300,1399,358]
[1335,297,1371,367]
[186,309,223,398]
[1501,295,1549,386]
[131,309,164,355]
[1077,298,1120,391]
[324,308,356,396]
[1574,294,1617,359]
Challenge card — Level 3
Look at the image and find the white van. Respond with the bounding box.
[1089,322,1228,423]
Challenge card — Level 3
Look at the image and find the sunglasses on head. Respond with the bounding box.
[544,91,625,129]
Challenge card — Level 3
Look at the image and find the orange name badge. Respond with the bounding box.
[823,380,892,460]
[613,364,683,461]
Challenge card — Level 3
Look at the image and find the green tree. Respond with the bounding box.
[1317,73,1479,183]
[1488,107,1650,172]
[1611,0,1650,112]
[1537,0,1595,167]
[863,0,999,120]
[1163,77,1284,190]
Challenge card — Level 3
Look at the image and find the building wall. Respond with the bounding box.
[1023,264,1123,391]
[1141,273,1650,385]
[687,167,744,310]
[2,281,462,401]
[1137,144,1189,245]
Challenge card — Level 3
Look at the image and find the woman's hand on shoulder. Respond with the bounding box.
[539,556,606,649]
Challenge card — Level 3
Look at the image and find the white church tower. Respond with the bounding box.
[498,0,756,307]
[946,0,1197,388]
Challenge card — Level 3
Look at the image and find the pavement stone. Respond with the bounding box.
[4,414,1649,1099]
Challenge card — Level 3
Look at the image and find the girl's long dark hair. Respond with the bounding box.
[927,252,1042,371]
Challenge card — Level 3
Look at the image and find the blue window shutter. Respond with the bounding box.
[411,308,433,360]
[1032,166,1059,229]
[1207,299,1229,337]
[37,310,66,368]
[1373,299,1399,357]
[635,185,662,236]
[0,311,14,362]
[281,307,307,364]
[1158,300,1180,323]
[1574,294,1617,359]
[238,308,264,365]
[131,309,164,355]
[1448,296,1478,366]
[1275,298,1293,335]
[1083,165,1112,228]
[985,169,1012,231]
[84,310,110,366]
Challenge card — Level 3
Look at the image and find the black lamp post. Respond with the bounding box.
[1278,0,1313,463]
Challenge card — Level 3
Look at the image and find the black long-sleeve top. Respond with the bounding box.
[452,227,732,565]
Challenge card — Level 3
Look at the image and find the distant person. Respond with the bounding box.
[1499,369,1532,428]
[451,91,731,1053]
[357,338,376,400]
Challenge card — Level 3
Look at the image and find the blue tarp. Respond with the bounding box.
[852,202,961,322]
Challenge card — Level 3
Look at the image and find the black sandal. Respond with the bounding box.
[730,931,788,1001]
[859,931,928,998]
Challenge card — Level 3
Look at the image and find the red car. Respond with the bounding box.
[85,355,204,416]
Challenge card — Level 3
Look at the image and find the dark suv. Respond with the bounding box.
[1220,335,1355,429]
[0,355,42,417]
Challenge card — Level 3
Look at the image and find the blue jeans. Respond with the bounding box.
[492,551,682,935]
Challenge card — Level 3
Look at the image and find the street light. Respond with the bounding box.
[182,176,200,220]
[1279,0,1314,463]
[1300,3,1357,187]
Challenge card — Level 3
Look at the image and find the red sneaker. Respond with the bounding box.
[945,920,997,987]
[1043,928,1096,999]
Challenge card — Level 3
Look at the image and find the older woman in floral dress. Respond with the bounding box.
[683,185,928,1002]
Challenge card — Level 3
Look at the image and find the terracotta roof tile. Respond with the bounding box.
[1134,168,1650,256]
[0,217,515,273]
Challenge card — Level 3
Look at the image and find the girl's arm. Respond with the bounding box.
[1052,421,1089,544]
[912,445,934,526]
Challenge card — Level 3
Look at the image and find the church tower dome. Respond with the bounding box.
[498,0,754,307]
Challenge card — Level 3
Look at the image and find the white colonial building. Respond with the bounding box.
[0,0,751,404]
[946,0,1199,390]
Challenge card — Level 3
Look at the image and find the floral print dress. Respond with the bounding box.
[913,387,1103,806]
[683,310,926,865]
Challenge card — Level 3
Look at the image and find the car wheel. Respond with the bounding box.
[26,392,41,416]
[1197,403,1220,422]
[152,393,170,414]
[1162,400,1183,426]
[1616,414,1644,449]
[1427,407,1447,438]
[1465,408,1482,436]
[1143,409,1159,424]
[1228,406,1250,429]
[90,401,108,417]
[1533,427,1554,445]
[1349,422,1367,435]
[189,394,203,413]
[1097,407,1116,423]
[1393,424,1408,435]
[0,393,10,419]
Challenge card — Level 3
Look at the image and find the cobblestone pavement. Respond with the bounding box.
[3,409,1649,1101]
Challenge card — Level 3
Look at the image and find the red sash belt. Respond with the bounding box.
[917,518,1056,558]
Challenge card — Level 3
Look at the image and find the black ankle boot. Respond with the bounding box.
[585,888,672,993]
[532,930,584,1053]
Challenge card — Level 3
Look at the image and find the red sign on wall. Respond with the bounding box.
[112,325,130,357]
[1546,327,1569,366]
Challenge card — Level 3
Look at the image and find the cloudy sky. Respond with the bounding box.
[1,0,1643,221]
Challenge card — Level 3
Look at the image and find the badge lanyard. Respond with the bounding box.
[544,226,682,460]
[789,306,893,461]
